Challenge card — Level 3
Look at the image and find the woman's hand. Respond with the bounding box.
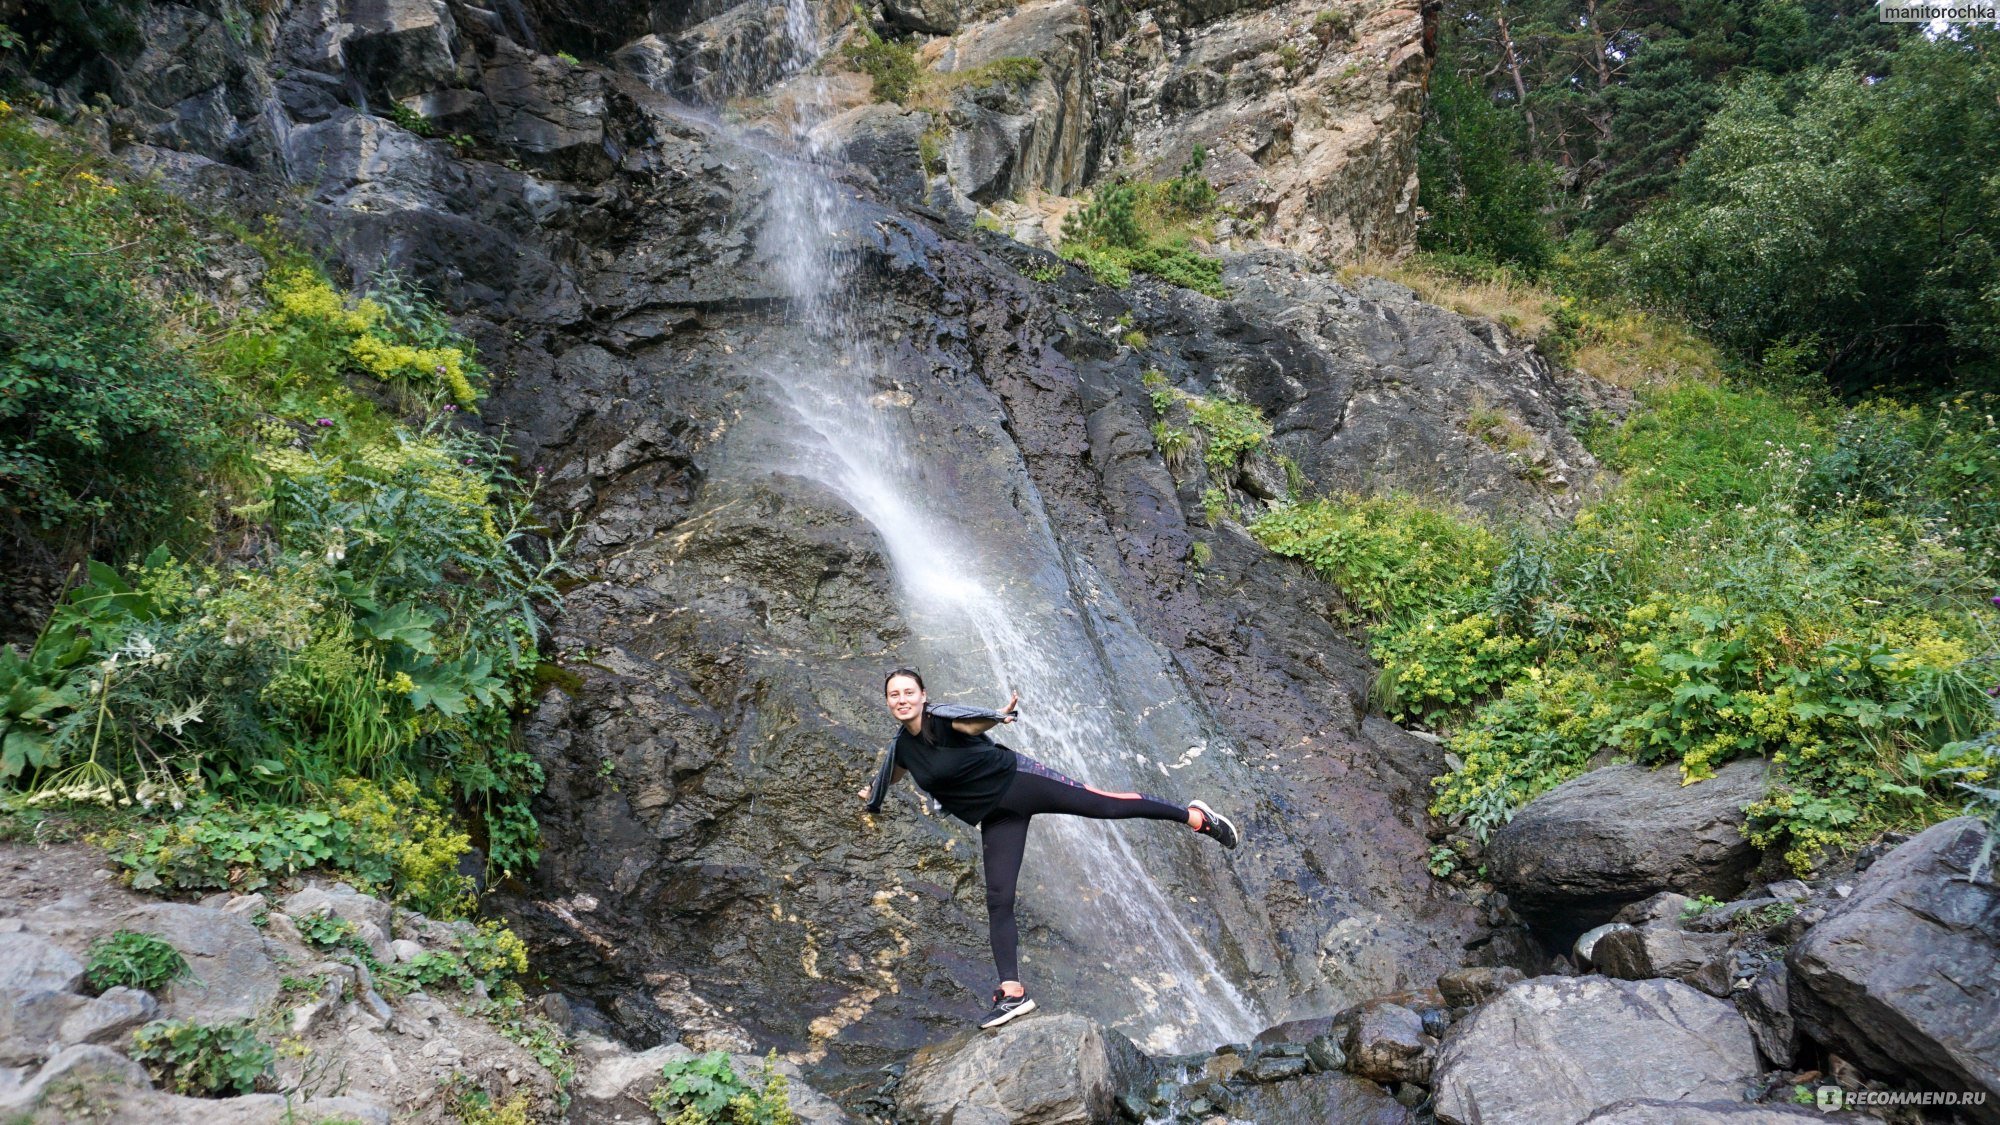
[1001,691,1020,721]
[857,786,872,803]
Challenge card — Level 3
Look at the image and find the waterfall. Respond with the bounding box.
[709,3,1264,1053]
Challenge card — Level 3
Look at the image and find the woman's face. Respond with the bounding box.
[885,674,926,725]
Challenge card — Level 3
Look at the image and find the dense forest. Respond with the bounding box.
[1416,6,1997,396]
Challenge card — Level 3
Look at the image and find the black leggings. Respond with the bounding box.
[977,757,1188,984]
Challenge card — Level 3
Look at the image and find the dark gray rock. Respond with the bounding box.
[882,0,962,33]
[1344,1002,1431,1085]
[0,990,89,1066]
[1613,892,1694,928]
[1431,976,1760,1125]
[1573,922,1634,970]
[1582,1099,1829,1122]
[1245,1053,1310,1082]
[1739,961,1800,1069]
[1223,1071,1415,1124]
[1786,817,1999,1121]
[1764,879,1811,901]
[0,936,84,994]
[1591,926,1734,982]
[343,0,462,104]
[897,1013,1149,1124]
[1304,1033,1347,1074]
[1436,966,1523,1009]
[116,904,278,1023]
[1487,760,1768,943]
[814,104,934,208]
[58,987,159,1049]
[610,34,675,92]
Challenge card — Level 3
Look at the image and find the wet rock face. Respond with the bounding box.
[1786,818,2000,1120]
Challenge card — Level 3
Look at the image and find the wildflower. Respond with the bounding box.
[316,417,335,427]
[443,404,458,413]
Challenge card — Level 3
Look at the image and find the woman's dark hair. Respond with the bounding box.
[883,667,926,693]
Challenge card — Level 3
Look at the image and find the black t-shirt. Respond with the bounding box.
[894,707,1019,824]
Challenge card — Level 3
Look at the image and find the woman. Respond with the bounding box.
[860,667,1241,1030]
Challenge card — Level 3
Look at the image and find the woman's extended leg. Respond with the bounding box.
[999,760,1188,823]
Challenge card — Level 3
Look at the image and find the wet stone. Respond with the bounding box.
[1247,1054,1310,1082]
[1305,1034,1347,1074]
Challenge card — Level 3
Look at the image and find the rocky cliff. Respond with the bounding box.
[7,0,1584,1090]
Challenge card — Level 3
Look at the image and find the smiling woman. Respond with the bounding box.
[861,667,1242,1030]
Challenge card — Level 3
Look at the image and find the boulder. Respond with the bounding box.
[1590,926,1734,982]
[610,34,675,92]
[116,904,278,1023]
[1343,1002,1431,1085]
[0,1045,151,1115]
[0,934,85,993]
[1437,966,1524,1009]
[342,0,460,104]
[0,990,89,1065]
[572,1035,849,1125]
[58,986,159,1048]
[897,1013,1149,1125]
[1431,976,1761,1125]
[1613,893,1694,928]
[1573,922,1634,970]
[1786,817,1999,1121]
[282,885,392,940]
[883,0,962,34]
[1222,1071,1415,1124]
[1486,760,1767,942]
[1738,961,1801,1069]
[1581,1099,1828,1122]
[0,1042,390,1121]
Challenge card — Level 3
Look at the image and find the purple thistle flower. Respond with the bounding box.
[444,404,458,413]
[464,457,476,465]
[315,418,335,427]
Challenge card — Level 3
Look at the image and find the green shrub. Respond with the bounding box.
[1200,486,1230,527]
[110,778,476,918]
[130,1018,273,1096]
[650,1051,795,1125]
[844,12,921,105]
[1250,495,1502,623]
[0,119,226,549]
[1183,394,1270,472]
[1059,157,1228,298]
[1263,379,1996,867]
[84,929,189,993]
[385,102,433,136]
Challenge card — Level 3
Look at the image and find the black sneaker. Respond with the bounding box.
[1189,800,1240,849]
[979,989,1037,1029]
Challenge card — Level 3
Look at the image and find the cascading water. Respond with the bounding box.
[707,1,1264,1052]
